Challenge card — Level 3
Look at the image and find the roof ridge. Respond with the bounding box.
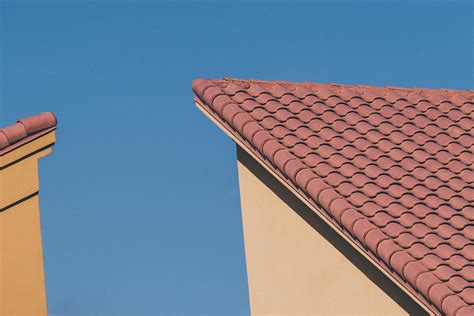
[0,112,57,150]
[220,77,474,94]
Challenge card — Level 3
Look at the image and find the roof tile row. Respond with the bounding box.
[193,78,473,315]
[0,112,57,150]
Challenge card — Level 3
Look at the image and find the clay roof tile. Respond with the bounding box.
[0,112,57,151]
[193,78,474,315]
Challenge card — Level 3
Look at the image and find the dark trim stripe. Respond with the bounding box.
[0,142,55,170]
[0,191,39,213]
[0,127,56,157]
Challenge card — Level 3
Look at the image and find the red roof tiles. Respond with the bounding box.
[0,112,57,151]
[193,78,474,315]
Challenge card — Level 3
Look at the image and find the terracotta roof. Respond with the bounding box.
[193,78,474,315]
[0,112,57,152]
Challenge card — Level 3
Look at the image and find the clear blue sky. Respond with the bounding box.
[1,1,472,315]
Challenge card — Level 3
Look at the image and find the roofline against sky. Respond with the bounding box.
[194,99,437,315]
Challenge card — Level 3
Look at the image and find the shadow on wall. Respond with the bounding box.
[237,146,429,316]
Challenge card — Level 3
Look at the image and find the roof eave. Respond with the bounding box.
[195,98,438,316]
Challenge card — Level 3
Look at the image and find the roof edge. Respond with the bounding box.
[194,98,438,315]
[193,77,474,94]
[0,112,57,151]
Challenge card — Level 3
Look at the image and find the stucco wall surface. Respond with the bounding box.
[237,152,410,315]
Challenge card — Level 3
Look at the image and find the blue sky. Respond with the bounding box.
[1,1,472,315]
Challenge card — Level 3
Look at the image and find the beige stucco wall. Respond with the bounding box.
[0,196,47,315]
[0,131,55,315]
[237,152,410,315]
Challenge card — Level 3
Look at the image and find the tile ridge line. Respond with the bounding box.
[218,77,474,94]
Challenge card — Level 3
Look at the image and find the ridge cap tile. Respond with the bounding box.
[0,112,57,151]
[193,78,474,315]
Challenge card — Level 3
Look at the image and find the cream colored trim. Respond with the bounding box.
[0,129,56,169]
[195,101,436,315]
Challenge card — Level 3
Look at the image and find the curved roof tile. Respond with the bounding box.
[193,78,474,315]
[0,112,57,150]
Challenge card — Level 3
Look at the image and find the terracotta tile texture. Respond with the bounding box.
[0,112,57,151]
[193,78,473,315]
